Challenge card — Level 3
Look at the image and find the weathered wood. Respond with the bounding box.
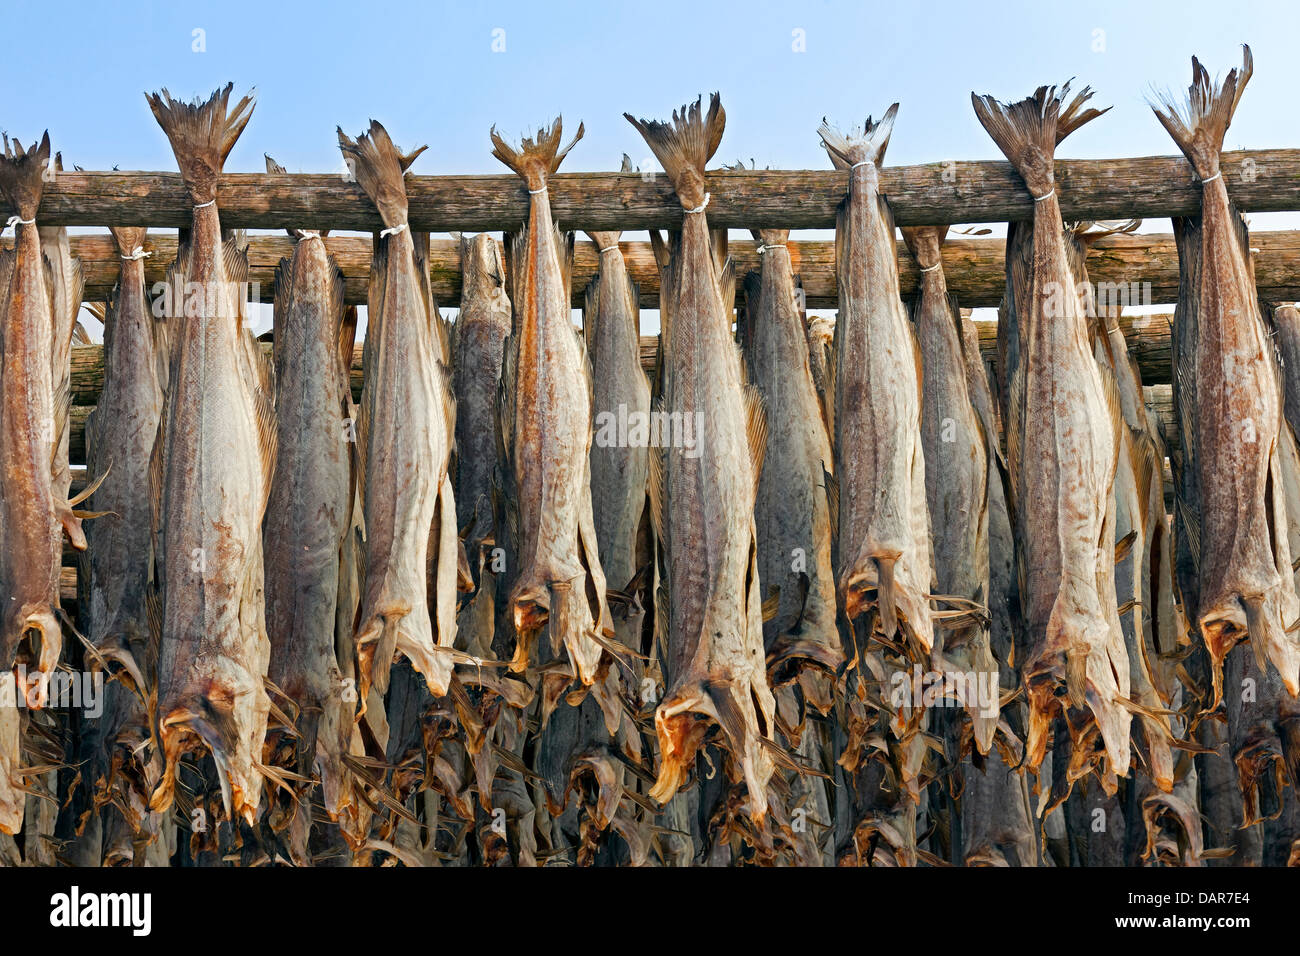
[44,228,1300,311]
[11,150,1300,232]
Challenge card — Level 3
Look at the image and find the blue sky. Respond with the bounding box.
[3,1,1295,179]
[3,0,1297,334]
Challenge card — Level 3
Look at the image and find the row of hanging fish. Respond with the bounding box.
[1,44,1298,865]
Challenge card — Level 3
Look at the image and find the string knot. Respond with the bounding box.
[121,246,152,261]
[380,223,408,238]
[193,198,216,209]
[685,193,711,215]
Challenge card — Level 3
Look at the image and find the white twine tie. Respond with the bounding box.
[528,185,547,195]
[849,159,872,170]
[380,223,407,238]
[1202,171,1223,184]
[298,230,323,241]
[5,215,34,232]
[756,243,786,255]
[193,198,216,209]
[121,246,152,261]
[919,262,942,273]
[685,193,711,214]
[598,245,619,255]
[1033,188,1055,202]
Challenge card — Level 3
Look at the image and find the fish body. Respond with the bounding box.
[1154,47,1300,703]
[453,233,511,661]
[902,225,995,753]
[262,200,356,854]
[79,225,167,852]
[491,118,612,684]
[741,229,842,689]
[338,121,458,701]
[626,96,775,820]
[973,83,1131,776]
[145,85,276,825]
[819,109,934,653]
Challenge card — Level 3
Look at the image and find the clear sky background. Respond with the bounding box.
[2,0,1297,333]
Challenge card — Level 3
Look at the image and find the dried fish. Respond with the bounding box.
[902,225,995,752]
[819,107,934,654]
[973,82,1132,779]
[453,233,512,662]
[1154,46,1300,703]
[626,96,775,820]
[145,85,277,825]
[491,118,612,684]
[338,121,459,701]
[261,174,357,860]
[741,229,842,692]
[78,225,167,855]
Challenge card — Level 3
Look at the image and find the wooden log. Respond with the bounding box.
[10,150,1300,232]
[43,229,1300,312]
[974,311,1174,387]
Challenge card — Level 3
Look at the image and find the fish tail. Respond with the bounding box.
[900,225,947,271]
[584,229,621,250]
[144,84,254,203]
[0,131,52,221]
[972,83,1109,196]
[817,105,897,171]
[625,94,725,210]
[1151,45,1252,180]
[490,116,583,192]
[108,226,148,260]
[336,121,427,229]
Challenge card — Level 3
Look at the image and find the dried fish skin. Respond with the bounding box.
[491,118,612,684]
[0,132,67,686]
[338,121,459,701]
[626,96,775,819]
[144,85,276,826]
[262,218,356,854]
[1152,46,1300,703]
[741,230,843,689]
[972,82,1131,776]
[819,108,935,654]
[902,225,995,752]
[584,225,652,629]
[78,225,167,850]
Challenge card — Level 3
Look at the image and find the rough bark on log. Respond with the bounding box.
[10,150,1300,231]
[46,229,1300,310]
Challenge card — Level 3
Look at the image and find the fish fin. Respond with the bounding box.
[624,95,724,210]
[646,431,666,550]
[1114,529,1138,564]
[336,121,426,229]
[817,105,897,170]
[338,304,358,392]
[0,131,52,219]
[743,385,768,502]
[1149,45,1252,180]
[145,84,254,203]
[489,117,584,192]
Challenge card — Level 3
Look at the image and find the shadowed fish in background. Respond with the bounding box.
[260,156,363,862]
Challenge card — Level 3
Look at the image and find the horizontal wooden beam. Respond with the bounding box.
[9,150,1300,232]
[48,229,1300,312]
